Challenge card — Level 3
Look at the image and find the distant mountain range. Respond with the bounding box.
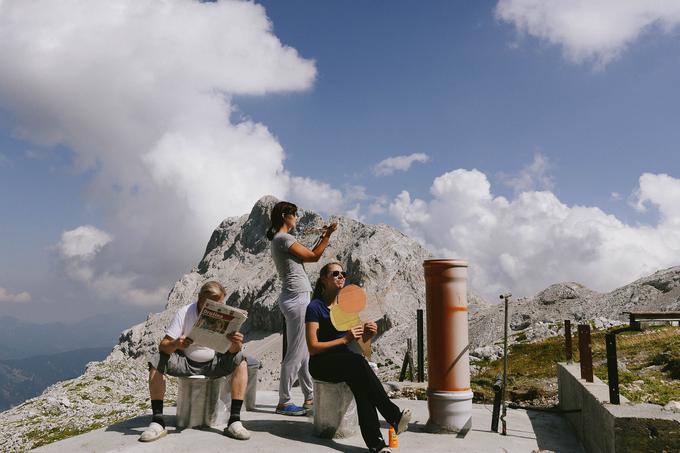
[0,347,111,411]
[0,310,149,360]
[0,310,150,411]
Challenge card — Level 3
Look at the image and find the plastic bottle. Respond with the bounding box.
[388,426,398,448]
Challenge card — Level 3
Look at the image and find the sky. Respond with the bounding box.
[1,0,680,323]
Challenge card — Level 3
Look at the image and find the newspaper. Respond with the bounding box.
[188,300,248,354]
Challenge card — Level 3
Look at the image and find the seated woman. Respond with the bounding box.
[305,262,411,453]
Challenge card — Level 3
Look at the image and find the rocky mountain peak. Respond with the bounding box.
[114,195,460,364]
[535,282,599,305]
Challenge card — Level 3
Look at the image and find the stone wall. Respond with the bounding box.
[557,362,680,453]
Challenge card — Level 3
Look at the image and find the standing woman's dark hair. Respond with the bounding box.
[267,201,298,240]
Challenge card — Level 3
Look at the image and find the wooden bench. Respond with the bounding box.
[622,311,680,330]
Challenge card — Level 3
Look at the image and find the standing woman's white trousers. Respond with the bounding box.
[278,291,314,405]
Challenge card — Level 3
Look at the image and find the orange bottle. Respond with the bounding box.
[388,426,398,448]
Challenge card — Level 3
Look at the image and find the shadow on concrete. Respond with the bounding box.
[245,419,366,452]
[105,413,366,451]
[105,414,185,437]
[526,409,585,452]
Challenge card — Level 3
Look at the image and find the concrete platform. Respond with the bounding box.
[34,389,585,452]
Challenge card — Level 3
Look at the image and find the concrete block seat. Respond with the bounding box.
[176,359,259,429]
[312,379,359,439]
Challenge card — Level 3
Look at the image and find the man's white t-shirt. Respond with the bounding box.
[166,302,216,363]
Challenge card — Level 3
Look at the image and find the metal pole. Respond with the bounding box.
[417,309,424,383]
[605,333,620,404]
[500,293,511,436]
[577,324,593,382]
[491,373,503,432]
[564,320,573,362]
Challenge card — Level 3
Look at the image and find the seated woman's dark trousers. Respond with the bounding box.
[310,351,401,450]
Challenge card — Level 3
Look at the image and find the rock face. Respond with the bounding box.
[469,267,680,349]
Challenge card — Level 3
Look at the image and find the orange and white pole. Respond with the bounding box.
[423,259,473,433]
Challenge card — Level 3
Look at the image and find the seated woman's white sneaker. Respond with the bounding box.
[224,421,251,440]
[139,421,167,442]
[396,409,412,435]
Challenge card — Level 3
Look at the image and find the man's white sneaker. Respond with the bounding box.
[138,421,167,442]
[224,421,251,440]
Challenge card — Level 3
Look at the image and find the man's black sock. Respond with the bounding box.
[228,399,243,426]
[151,399,165,428]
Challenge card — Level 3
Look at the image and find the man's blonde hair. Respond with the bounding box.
[198,281,226,303]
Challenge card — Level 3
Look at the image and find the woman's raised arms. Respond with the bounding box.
[288,223,338,263]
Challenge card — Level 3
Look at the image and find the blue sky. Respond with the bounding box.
[1,0,680,322]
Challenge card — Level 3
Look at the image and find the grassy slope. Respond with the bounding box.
[471,326,680,407]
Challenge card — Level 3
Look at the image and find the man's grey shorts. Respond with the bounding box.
[148,350,253,378]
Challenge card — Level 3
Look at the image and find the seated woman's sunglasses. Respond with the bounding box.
[331,270,347,278]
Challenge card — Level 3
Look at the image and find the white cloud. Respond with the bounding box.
[0,0,341,305]
[345,204,364,222]
[368,196,389,216]
[373,153,430,176]
[288,177,345,215]
[55,225,113,260]
[499,152,553,194]
[633,173,680,227]
[0,287,31,303]
[611,191,621,201]
[390,169,680,301]
[55,225,166,306]
[496,0,680,68]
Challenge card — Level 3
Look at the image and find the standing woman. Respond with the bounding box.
[267,201,337,416]
[305,262,411,453]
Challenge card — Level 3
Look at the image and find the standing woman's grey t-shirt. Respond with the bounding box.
[271,232,313,293]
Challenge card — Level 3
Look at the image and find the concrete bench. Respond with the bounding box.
[312,380,359,439]
[176,361,259,429]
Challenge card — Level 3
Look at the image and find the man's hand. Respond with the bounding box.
[175,336,193,350]
[227,331,244,353]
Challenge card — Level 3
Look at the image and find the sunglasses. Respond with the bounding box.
[330,270,347,278]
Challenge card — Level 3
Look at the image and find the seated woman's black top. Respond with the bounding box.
[305,298,350,354]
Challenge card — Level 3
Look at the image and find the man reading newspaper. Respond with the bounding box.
[140,281,252,442]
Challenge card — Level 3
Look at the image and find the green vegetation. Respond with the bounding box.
[25,410,132,449]
[471,326,680,407]
[25,424,105,449]
[514,331,528,343]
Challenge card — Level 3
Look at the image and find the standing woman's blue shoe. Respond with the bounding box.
[275,402,307,416]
